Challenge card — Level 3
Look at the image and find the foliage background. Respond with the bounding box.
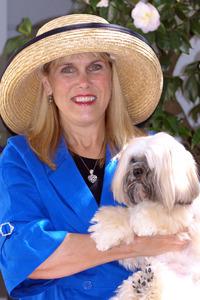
[1,0,200,164]
[76,0,200,164]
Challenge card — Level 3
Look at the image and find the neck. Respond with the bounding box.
[62,121,106,159]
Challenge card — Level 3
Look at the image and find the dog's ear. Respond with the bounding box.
[146,133,200,210]
[112,145,130,205]
[170,145,200,207]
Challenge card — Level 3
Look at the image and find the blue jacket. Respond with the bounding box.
[0,136,132,299]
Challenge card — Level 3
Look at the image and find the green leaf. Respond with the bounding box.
[162,76,182,102]
[98,7,109,19]
[163,115,179,134]
[175,6,188,21]
[3,36,30,57]
[145,32,155,44]
[192,129,200,148]
[189,104,200,123]
[169,31,181,50]
[18,18,33,36]
[159,54,171,72]
[89,0,100,10]
[184,75,199,102]
[179,33,191,54]
[156,31,171,51]
[191,16,200,35]
[156,22,166,35]
[178,125,191,139]
[183,61,200,76]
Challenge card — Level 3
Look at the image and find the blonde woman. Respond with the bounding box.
[0,14,188,300]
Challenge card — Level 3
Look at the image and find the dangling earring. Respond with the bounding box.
[48,94,54,103]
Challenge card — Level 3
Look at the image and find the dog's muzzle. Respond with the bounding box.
[123,161,155,205]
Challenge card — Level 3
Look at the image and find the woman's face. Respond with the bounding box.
[42,52,112,128]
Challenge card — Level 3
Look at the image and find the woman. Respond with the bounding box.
[0,14,188,299]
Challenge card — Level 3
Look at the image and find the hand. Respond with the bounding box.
[129,233,190,257]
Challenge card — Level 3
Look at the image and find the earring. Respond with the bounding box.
[48,94,54,103]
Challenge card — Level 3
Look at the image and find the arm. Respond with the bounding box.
[29,232,189,279]
[0,140,189,284]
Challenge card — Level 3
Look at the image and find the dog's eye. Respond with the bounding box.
[130,158,136,164]
[133,167,144,177]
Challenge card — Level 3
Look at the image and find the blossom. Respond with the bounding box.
[82,0,109,7]
[97,0,109,7]
[131,1,160,33]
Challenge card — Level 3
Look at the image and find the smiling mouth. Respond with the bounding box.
[71,96,97,104]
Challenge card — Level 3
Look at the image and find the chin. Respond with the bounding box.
[89,132,200,300]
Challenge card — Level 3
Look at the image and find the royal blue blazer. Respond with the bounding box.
[0,136,133,299]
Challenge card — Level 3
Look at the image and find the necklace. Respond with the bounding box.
[77,143,105,184]
[78,156,99,183]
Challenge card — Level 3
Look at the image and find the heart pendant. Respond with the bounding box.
[88,173,97,183]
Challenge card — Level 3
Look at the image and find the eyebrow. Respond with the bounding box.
[58,59,105,67]
[57,61,73,66]
[89,59,105,64]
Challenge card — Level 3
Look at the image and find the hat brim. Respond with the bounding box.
[0,23,163,133]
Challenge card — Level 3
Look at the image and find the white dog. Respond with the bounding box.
[88,132,200,300]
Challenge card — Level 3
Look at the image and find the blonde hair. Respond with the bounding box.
[106,63,143,155]
[27,84,61,169]
[26,53,144,169]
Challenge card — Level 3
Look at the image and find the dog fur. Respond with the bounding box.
[88,132,200,300]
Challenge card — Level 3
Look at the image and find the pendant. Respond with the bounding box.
[88,169,98,183]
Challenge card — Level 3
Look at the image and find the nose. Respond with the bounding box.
[77,71,90,89]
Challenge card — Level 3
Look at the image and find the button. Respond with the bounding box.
[0,222,14,237]
[83,280,93,290]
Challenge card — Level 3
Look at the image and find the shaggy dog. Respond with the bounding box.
[89,132,200,300]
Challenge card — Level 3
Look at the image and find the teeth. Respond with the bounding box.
[73,96,96,103]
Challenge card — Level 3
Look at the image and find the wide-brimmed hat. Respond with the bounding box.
[0,14,163,134]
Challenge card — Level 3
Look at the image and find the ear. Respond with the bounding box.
[112,144,132,205]
[147,132,200,210]
[41,76,53,96]
[172,148,200,206]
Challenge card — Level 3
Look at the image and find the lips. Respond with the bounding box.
[71,95,97,104]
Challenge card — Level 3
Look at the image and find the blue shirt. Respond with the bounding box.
[0,136,133,299]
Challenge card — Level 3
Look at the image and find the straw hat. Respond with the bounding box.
[0,14,163,134]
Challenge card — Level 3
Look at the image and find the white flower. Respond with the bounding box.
[97,0,109,7]
[131,1,160,33]
[82,0,109,7]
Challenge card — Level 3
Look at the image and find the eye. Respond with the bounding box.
[61,65,76,74]
[88,62,103,72]
[130,157,136,164]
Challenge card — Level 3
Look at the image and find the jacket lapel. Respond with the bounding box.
[100,146,118,206]
[46,140,118,228]
[47,140,97,228]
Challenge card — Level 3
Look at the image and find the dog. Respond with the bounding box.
[88,132,200,300]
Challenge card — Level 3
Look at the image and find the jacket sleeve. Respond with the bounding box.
[0,145,67,298]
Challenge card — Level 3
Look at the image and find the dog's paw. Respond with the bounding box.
[88,206,132,251]
[89,222,118,251]
[132,264,154,295]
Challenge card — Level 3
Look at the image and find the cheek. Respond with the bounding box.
[99,74,112,98]
[51,79,71,96]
